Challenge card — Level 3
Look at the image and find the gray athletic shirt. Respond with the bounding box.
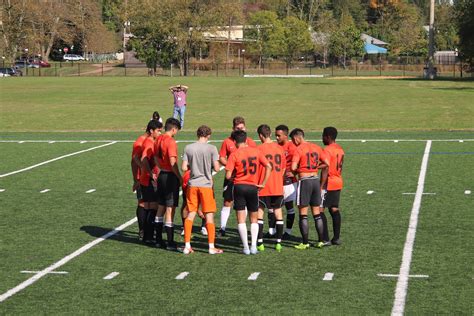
[182,142,219,187]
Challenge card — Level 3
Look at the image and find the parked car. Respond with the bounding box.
[0,67,22,76]
[0,72,10,77]
[14,61,39,68]
[29,59,51,67]
[63,54,85,61]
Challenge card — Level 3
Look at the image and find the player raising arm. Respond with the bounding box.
[290,128,329,250]
[225,130,271,255]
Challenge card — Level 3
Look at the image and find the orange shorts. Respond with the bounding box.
[186,187,217,213]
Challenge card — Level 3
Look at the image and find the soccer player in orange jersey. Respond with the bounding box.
[218,116,257,236]
[321,127,344,245]
[182,125,223,255]
[256,124,286,252]
[275,124,298,239]
[131,128,148,241]
[290,128,329,250]
[225,130,272,255]
[139,120,163,243]
[154,118,182,250]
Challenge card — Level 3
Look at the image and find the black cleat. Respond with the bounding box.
[282,232,292,240]
[264,232,276,239]
[331,239,342,246]
[218,228,226,237]
[166,242,178,251]
[156,241,167,249]
[138,230,144,241]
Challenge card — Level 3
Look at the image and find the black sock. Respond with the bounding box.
[285,202,295,230]
[268,212,276,232]
[257,218,264,246]
[276,220,284,242]
[165,224,174,244]
[313,215,324,242]
[321,212,330,242]
[299,215,309,244]
[201,217,206,227]
[330,209,341,241]
[136,206,146,232]
[155,221,164,243]
[143,209,154,241]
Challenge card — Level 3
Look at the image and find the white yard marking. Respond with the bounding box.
[18,141,24,144]
[391,140,432,316]
[361,140,367,143]
[323,272,334,281]
[402,192,436,195]
[175,272,189,280]
[40,189,50,193]
[367,190,375,195]
[21,270,68,275]
[48,141,55,144]
[248,272,261,281]
[85,189,96,194]
[378,274,429,278]
[0,142,116,178]
[0,189,5,192]
[459,140,464,143]
[465,190,471,195]
[0,167,224,303]
[103,272,120,280]
[394,140,399,143]
[80,141,87,144]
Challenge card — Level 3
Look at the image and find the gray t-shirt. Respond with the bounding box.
[183,142,219,187]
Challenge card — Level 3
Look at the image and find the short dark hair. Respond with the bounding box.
[323,126,338,140]
[152,111,160,121]
[232,116,245,127]
[275,124,289,135]
[231,130,247,144]
[197,125,212,138]
[289,128,304,139]
[146,120,162,133]
[257,124,271,138]
[165,117,181,131]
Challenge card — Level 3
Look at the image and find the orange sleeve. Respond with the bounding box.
[292,148,301,166]
[168,139,178,158]
[248,138,257,147]
[280,149,287,170]
[141,142,153,160]
[320,147,329,166]
[219,140,228,158]
[225,152,236,172]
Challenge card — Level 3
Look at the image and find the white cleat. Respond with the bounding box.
[242,248,250,255]
[250,247,258,255]
[201,226,208,236]
[183,247,194,255]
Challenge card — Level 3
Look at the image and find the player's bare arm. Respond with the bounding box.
[140,156,154,180]
[257,163,272,188]
[181,160,189,172]
[170,156,182,185]
[219,156,228,166]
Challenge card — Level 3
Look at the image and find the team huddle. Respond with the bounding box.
[131,114,344,255]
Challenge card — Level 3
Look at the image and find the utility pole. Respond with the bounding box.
[425,0,436,79]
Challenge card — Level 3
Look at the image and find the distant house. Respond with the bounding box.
[361,33,388,46]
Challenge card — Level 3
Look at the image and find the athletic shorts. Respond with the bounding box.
[283,183,297,203]
[233,184,259,212]
[157,171,180,207]
[322,190,341,208]
[187,186,217,213]
[296,177,321,207]
[259,195,284,210]
[140,180,157,203]
[222,178,234,201]
[136,185,143,201]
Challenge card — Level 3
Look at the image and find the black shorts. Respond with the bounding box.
[296,177,321,207]
[323,190,341,208]
[233,184,259,212]
[157,171,180,207]
[140,181,157,203]
[259,195,284,210]
[136,185,143,201]
[222,178,234,201]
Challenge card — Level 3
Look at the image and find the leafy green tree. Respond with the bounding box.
[246,10,282,67]
[453,0,474,68]
[329,22,364,67]
[434,3,459,51]
[272,16,313,65]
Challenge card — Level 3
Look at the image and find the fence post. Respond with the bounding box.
[193,64,196,76]
[78,63,80,76]
[170,63,173,77]
[286,63,289,75]
[310,65,312,75]
[453,62,455,78]
[355,62,358,76]
[124,64,127,77]
[216,63,219,77]
[403,62,405,76]
[460,62,463,78]
[331,63,334,76]
[379,58,382,76]
[102,63,104,76]
[39,66,41,77]
[262,62,265,75]
[55,62,57,77]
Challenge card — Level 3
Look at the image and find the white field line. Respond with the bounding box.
[378,273,429,278]
[0,142,116,178]
[465,190,471,195]
[103,272,119,280]
[0,139,472,143]
[21,270,68,275]
[323,272,334,281]
[391,140,432,316]
[367,190,374,195]
[248,272,260,281]
[40,189,50,193]
[0,167,224,303]
[0,189,5,192]
[402,192,436,195]
[175,272,189,280]
[85,189,96,194]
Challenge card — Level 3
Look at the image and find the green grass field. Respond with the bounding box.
[0,77,473,314]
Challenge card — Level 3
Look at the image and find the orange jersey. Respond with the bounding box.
[182,169,191,192]
[258,142,286,196]
[139,137,156,186]
[219,136,257,159]
[226,146,269,186]
[325,143,345,191]
[154,134,178,172]
[292,141,328,174]
[132,134,147,180]
[279,141,297,183]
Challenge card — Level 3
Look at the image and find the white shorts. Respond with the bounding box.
[283,183,297,203]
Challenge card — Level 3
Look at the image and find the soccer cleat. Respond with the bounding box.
[138,229,144,241]
[183,247,194,255]
[294,243,310,250]
[275,243,282,252]
[257,244,265,252]
[322,241,332,247]
[331,239,342,246]
[166,242,178,251]
[250,247,258,255]
[242,248,251,255]
[315,241,325,248]
[282,232,292,240]
[218,228,226,237]
[263,232,276,239]
[156,241,167,249]
[201,226,208,236]
[209,248,223,255]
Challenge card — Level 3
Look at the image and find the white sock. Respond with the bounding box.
[209,243,215,249]
[185,242,191,248]
[250,223,259,249]
[238,223,249,250]
[220,206,231,229]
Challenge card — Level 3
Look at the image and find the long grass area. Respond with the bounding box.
[0,77,473,314]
